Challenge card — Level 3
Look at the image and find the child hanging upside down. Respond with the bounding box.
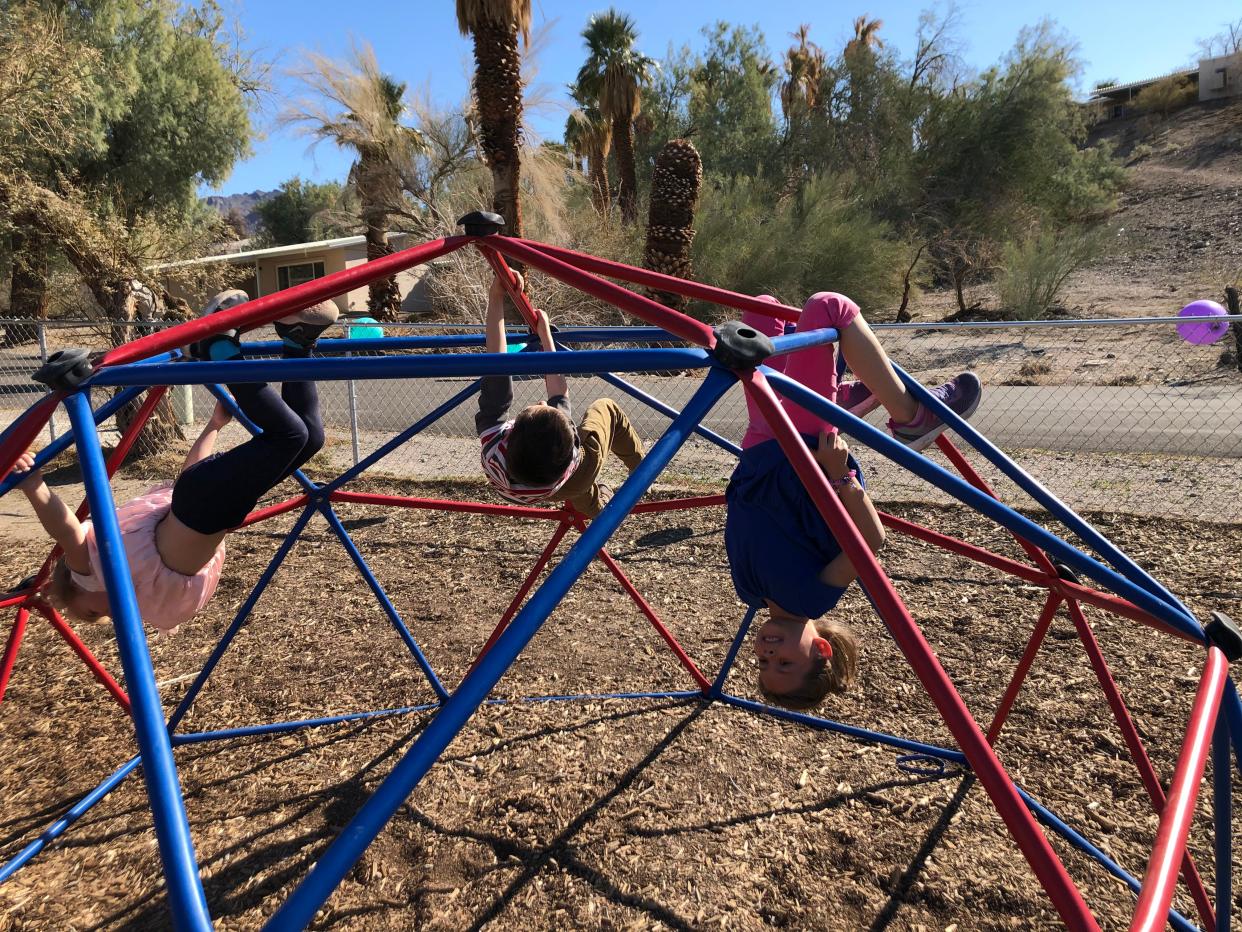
[727,292,982,710]
[477,272,644,517]
[10,292,339,634]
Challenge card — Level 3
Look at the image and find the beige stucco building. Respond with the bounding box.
[160,233,433,316]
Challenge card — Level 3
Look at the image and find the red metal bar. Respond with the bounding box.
[329,489,564,521]
[30,601,131,714]
[985,594,1062,744]
[630,494,726,513]
[469,520,573,675]
[1131,647,1229,931]
[0,607,31,704]
[482,238,719,350]
[240,494,310,528]
[574,517,712,693]
[740,368,1098,929]
[479,247,541,330]
[100,236,470,367]
[514,238,802,323]
[0,393,62,486]
[0,591,32,610]
[1065,600,1216,929]
[877,511,1193,644]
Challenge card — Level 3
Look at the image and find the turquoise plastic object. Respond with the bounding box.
[347,317,384,341]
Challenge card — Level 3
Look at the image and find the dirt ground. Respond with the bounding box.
[0,461,1240,930]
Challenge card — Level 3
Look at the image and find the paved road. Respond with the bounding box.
[209,374,1242,458]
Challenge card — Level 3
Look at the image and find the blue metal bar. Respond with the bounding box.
[892,362,1198,627]
[593,367,742,457]
[172,702,443,746]
[322,379,483,495]
[88,347,713,387]
[202,383,317,497]
[170,692,702,748]
[1223,682,1242,776]
[0,384,148,498]
[316,502,448,700]
[63,392,211,931]
[167,505,317,733]
[0,755,142,883]
[265,367,736,930]
[239,326,682,355]
[763,369,1204,641]
[496,689,702,706]
[1213,712,1232,932]
[768,327,840,357]
[717,693,968,764]
[1015,787,1199,932]
[709,607,757,698]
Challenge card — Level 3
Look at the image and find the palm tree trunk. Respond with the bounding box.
[613,115,637,223]
[588,148,611,216]
[643,139,702,310]
[365,227,402,321]
[6,230,48,346]
[471,20,524,237]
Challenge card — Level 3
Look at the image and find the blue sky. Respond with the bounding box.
[209,0,1238,195]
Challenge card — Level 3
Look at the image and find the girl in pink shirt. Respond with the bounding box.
[12,293,337,633]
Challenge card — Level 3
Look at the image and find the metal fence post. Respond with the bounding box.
[37,320,55,441]
[346,351,361,466]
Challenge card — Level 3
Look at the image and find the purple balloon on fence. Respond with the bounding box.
[1176,299,1230,345]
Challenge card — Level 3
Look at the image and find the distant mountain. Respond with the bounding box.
[203,190,277,236]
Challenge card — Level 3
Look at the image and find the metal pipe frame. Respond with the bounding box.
[63,391,212,930]
[741,366,1097,929]
[1,231,1233,929]
[264,368,735,929]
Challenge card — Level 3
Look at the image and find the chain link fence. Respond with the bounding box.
[2,315,1240,524]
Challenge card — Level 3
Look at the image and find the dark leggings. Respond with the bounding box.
[171,378,324,534]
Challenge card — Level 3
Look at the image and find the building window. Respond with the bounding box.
[277,261,325,291]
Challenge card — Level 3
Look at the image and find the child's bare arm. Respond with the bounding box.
[13,452,91,573]
[811,431,886,588]
[533,309,569,400]
[485,272,521,354]
[181,402,232,473]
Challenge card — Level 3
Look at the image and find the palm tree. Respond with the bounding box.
[845,16,885,58]
[643,139,702,310]
[288,45,425,320]
[456,0,532,237]
[564,90,612,216]
[780,25,824,124]
[577,10,657,224]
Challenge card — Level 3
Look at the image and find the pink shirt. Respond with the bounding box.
[70,485,225,632]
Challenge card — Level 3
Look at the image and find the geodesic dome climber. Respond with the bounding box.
[0,211,1239,931]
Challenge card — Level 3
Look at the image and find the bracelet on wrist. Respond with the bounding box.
[827,469,857,491]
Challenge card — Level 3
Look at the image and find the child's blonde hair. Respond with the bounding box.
[760,618,859,711]
[45,557,83,617]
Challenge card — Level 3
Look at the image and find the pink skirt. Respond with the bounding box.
[73,485,225,632]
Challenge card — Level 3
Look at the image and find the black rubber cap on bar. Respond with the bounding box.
[458,211,505,236]
[711,321,775,369]
[33,348,93,390]
[1205,611,1242,662]
[1052,562,1081,584]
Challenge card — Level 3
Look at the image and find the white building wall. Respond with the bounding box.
[1199,53,1242,101]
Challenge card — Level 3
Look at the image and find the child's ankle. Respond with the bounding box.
[889,402,925,428]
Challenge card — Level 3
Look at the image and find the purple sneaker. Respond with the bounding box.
[835,380,880,417]
[888,372,982,452]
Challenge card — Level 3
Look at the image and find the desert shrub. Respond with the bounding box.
[996,226,1105,320]
[691,174,905,320]
[1135,75,1197,118]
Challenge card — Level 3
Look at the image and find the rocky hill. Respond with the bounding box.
[202,189,276,236]
[1076,98,1242,316]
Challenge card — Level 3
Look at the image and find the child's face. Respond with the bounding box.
[752,615,821,696]
[66,588,111,622]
